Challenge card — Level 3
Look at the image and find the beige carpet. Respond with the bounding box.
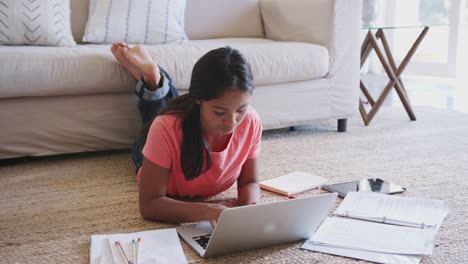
[1,106,467,264]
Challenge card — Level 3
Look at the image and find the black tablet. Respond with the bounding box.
[322,178,406,198]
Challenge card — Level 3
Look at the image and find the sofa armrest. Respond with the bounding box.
[260,0,362,117]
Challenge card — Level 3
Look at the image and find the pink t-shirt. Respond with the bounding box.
[137,106,262,198]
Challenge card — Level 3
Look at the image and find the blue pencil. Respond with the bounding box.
[132,239,137,264]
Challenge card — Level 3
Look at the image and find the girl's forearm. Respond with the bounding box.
[238,182,260,205]
[140,196,224,224]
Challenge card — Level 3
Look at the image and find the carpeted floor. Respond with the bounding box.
[1,106,467,264]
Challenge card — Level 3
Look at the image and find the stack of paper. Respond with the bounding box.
[301,192,450,264]
[90,228,187,264]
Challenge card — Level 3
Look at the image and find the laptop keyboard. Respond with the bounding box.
[193,234,211,249]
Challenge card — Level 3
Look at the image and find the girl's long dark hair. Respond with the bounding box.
[141,46,254,180]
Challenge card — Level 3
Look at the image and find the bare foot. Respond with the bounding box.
[124,45,161,91]
[111,42,142,80]
[111,43,161,90]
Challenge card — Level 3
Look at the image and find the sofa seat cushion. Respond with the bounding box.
[0,38,328,99]
[147,38,329,91]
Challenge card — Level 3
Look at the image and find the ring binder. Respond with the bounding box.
[333,192,449,230]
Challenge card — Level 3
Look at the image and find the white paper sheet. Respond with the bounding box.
[301,239,422,264]
[90,228,187,264]
[310,217,436,255]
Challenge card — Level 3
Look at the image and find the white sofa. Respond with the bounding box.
[0,0,361,159]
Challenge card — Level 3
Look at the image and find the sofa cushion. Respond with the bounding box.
[70,0,265,44]
[147,39,329,90]
[260,0,334,47]
[82,0,187,44]
[185,0,263,39]
[0,0,76,46]
[0,38,328,99]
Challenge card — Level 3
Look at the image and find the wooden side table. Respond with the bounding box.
[359,26,429,125]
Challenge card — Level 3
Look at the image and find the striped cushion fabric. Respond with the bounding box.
[83,0,187,44]
[0,0,76,46]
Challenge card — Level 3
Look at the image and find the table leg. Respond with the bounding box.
[378,27,429,121]
[359,27,429,125]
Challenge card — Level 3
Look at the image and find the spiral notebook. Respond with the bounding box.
[333,192,450,230]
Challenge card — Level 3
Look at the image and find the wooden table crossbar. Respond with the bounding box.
[359,27,429,125]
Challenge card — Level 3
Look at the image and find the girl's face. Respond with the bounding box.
[198,88,251,136]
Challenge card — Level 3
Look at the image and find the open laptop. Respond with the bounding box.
[177,192,337,258]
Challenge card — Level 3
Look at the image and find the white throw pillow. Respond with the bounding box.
[0,0,76,46]
[83,0,187,44]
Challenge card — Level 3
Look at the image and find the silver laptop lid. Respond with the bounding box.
[203,192,337,258]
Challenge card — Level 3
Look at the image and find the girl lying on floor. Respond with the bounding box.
[111,43,262,227]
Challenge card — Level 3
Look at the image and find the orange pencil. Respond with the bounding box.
[135,237,141,264]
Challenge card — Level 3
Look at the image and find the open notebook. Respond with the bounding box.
[259,171,327,196]
[333,192,450,230]
[90,228,187,264]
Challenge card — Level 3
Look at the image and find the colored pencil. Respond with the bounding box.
[136,237,141,264]
[132,239,137,264]
[115,241,131,264]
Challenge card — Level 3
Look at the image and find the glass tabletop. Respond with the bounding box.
[362,24,448,30]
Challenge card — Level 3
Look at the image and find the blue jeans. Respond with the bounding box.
[131,66,179,171]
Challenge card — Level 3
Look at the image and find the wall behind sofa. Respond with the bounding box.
[70,0,90,44]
